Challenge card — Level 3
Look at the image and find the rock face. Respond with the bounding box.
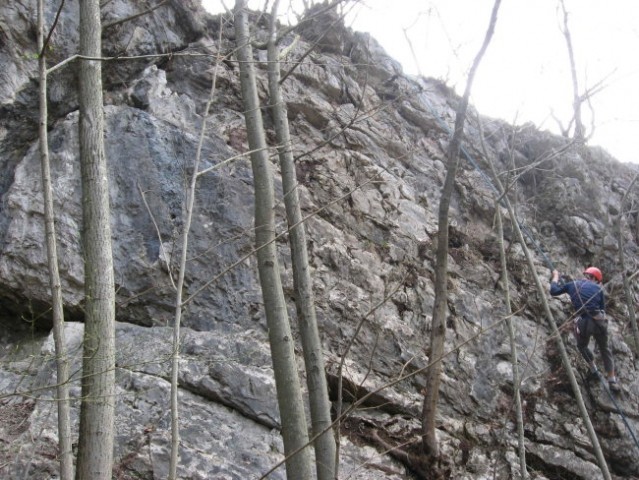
[1,1,639,479]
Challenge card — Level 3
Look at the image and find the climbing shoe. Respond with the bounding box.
[608,379,621,393]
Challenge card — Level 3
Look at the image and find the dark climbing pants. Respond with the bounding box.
[574,315,614,375]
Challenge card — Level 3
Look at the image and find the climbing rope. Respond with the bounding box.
[596,373,639,453]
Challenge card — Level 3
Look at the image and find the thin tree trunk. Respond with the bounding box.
[266,2,336,479]
[559,0,585,143]
[617,174,639,357]
[421,0,501,457]
[75,0,116,478]
[234,2,314,478]
[475,115,528,478]
[37,2,72,479]
[495,204,527,478]
[167,24,225,479]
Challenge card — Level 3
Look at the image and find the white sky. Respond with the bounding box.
[203,0,639,164]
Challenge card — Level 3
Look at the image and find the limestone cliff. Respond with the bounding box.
[1,1,639,479]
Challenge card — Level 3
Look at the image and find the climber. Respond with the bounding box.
[550,267,620,392]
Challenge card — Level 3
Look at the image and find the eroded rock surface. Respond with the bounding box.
[1,1,639,479]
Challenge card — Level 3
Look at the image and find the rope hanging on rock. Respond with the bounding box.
[595,373,639,453]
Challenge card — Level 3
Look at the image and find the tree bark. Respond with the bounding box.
[234,2,314,478]
[75,0,116,478]
[37,1,73,478]
[422,0,501,457]
[266,2,336,479]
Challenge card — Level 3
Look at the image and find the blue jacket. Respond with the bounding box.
[550,278,605,315]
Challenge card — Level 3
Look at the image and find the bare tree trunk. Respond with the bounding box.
[37,2,73,479]
[421,0,501,457]
[234,2,314,478]
[559,0,585,143]
[495,204,528,478]
[474,117,528,477]
[266,2,336,479]
[167,24,226,478]
[75,0,116,478]
[617,174,639,357]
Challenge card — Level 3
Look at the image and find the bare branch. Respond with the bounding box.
[102,0,169,30]
[40,0,66,58]
[137,183,177,291]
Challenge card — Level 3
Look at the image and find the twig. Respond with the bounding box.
[40,0,66,57]
[137,183,177,291]
[102,0,169,30]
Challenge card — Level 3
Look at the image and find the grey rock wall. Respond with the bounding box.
[1,1,639,479]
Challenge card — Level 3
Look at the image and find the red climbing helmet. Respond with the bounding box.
[583,266,603,283]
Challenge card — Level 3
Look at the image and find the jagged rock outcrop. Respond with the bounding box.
[1,1,639,479]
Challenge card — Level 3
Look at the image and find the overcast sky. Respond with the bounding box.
[203,0,639,164]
